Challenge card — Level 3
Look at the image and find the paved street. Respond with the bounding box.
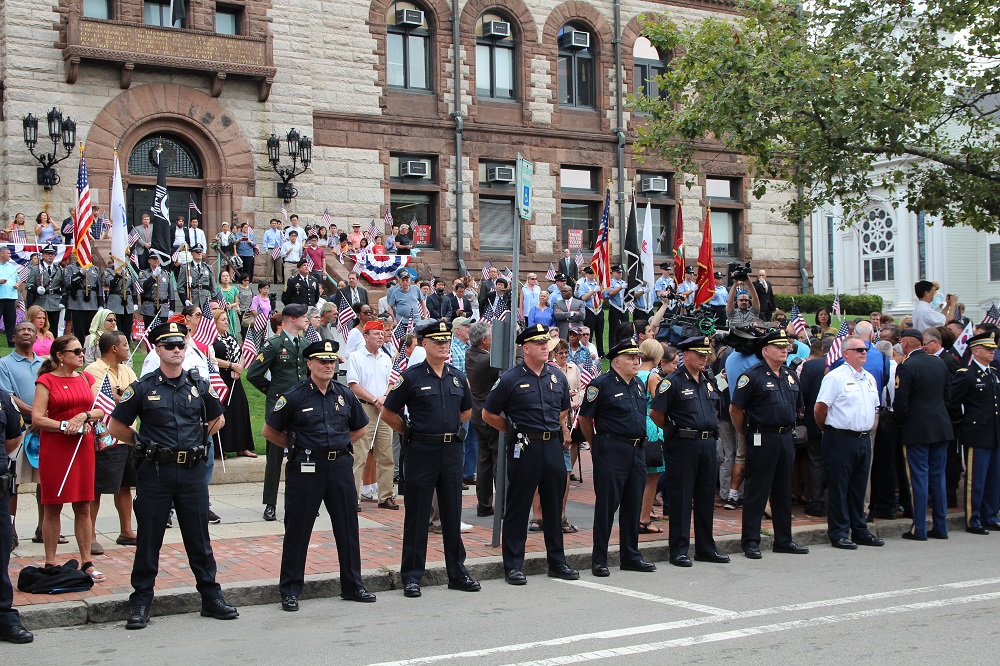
[15,533,1000,664]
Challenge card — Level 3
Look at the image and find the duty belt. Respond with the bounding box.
[291,447,350,461]
[410,432,462,443]
[757,425,795,434]
[521,431,561,441]
[675,428,718,440]
[148,446,208,466]
[597,432,645,446]
[827,426,869,438]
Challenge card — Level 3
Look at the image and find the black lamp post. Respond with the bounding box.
[23,108,77,190]
[267,128,312,203]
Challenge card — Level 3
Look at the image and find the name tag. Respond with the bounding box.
[147,396,160,402]
[753,433,762,447]
[519,384,530,389]
[300,462,316,474]
[514,443,523,459]
[302,407,313,412]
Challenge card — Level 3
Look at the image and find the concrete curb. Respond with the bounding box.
[19,513,966,630]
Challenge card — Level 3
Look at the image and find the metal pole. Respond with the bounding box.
[613,0,627,265]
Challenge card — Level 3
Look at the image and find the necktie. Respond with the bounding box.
[352,288,358,304]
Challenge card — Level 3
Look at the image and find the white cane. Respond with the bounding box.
[57,432,86,498]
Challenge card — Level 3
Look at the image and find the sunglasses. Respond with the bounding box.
[845,347,868,353]
[158,342,185,351]
[63,348,84,355]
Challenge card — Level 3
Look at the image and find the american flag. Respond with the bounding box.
[16,299,26,318]
[322,208,332,227]
[625,301,635,313]
[383,207,394,233]
[591,187,611,308]
[481,260,493,280]
[305,254,314,272]
[825,319,852,367]
[16,263,31,283]
[206,356,229,403]
[365,219,379,245]
[189,196,201,215]
[336,294,355,339]
[74,149,95,267]
[100,217,112,236]
[270,245,281,260]
[139,314,161,352]
[304,322,321,344]
[545,262,556,281]
[388,318,413,357]
[94,374,117,425]
[9,229,25,244]
[419,297,429,319]
[280,203,288,222]
[790,301,807,336]
[127,227,141,249]
[191,299,220,347]
[501,267,514,283]
[240,308,269,367]
[831,294,841,316]
[574,251,585,268]
[982,303,1000,326]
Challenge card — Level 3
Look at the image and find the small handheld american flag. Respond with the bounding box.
[189,196,202,215]
[191,299,220,347]
[240,309,269,368]
[322,208,332,227]
[383,207,394,233]
[206,356,229,403]
[982,303,1000,326]
[365,219,379,245]
[831,294,841,317]
[545,262,556,281]
[825,319,851,367]
[790,302,808,336]
[304,322,321,344]
[94,374,117,424]
[481,260,493,280]
[336,294,355,339]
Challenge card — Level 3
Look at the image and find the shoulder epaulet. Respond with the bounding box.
[957,367,969,373]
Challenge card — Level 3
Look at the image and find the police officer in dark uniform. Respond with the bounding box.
[284,259,320,307]
[63,260,103,345]
[730,329,809,559]
[579,338,656,577]
[138,253,174,326]
[482,323,579,585]
[104,264,136,344]
[382,320,481,598]
[0,388,31,644]
[262,340,375,611]
[651,336,730,567]
[109,321,237,630]
[949,331,1000,534]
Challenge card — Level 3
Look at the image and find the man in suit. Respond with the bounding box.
[339,272,369,308]
[426,278,453,321]
[134,213,154,270]
[559,248,579,288]
[753,270,777,322]
[552,285,586,339]
[449,280,474,319]
[894,328,953,540]
[478,266,499,312]
[284,259,320,307]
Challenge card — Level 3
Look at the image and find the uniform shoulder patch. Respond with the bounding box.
[274,395,287,411]
[658,379,671,393]
[390,375,404,391]
[957,367,969,373]
[256,353,264,363]
[490,378,501,391]
[208,385,219,399]
[120,386,135,402]
[736,375,750,390]
[894,375,900,389]
[586,386,599,402]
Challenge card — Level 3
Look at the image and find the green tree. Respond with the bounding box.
[633,0,1000,231]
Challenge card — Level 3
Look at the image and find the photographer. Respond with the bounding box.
[726,269,761,326]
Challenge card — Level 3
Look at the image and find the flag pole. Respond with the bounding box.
[57,390,103,497]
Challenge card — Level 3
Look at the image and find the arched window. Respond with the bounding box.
[128,134,203,178]
[476,11,516,100]
[386,1,432,91]
[861,207,895,283]
[633,37,666,101]
[558,22,595,108]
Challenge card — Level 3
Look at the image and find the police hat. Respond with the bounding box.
[611,265,623,273]
[658,262,672,271]
[150,321,187,345]
[684,266,695,275]
[714,271,724,280]
[754,329,792,358]
[678,335,713,355]
[147,253,160,262]
[582,266,595,275]
[554,273,567,281]
[417,320,452,341]
[281,303,308,318]
[607,337,641,360]
[304,339,341,360]
[968,331,998,350]
[41,244,56,255]
[191,244,205,253]
[517,323,550,345]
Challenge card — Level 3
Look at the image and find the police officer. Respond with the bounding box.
[604,265,628,338]
[28,244,63,331]
[63,258,103,345]
[0,388,31,644]
[382,320,480,598]
[246,304,310,521]
[138,254,174,326]
[651,336,730,566]
[262,340,376,611]
[283,259,320,307]
[179,245,215,306]
[949,331,1000,534]
[482,323,579,585]
[109,321,237,630]
[104,264,136,344]
[730,329,809,559]
[579,338,656,577]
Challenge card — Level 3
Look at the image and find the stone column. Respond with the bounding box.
[893,206,914,311]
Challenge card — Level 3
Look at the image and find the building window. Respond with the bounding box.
[386,1,431,91]
[216,6,243,35]
[83,0,112,19]
[558,23,595,108]
[144,1,184,28]
[389,155,435,182]
[826,214,835,288]
[861,207,895,283]
[561,202,595,250]
[478,161,516,190]
[709,210,740,259]
[705,177,740,202]
[476,12,516,100]
[990,243,1000,282]
[480,198,517,253]
[128,135,203,178]
[390,193,435,248]
[632,37,666,103]
[642,205,674,258]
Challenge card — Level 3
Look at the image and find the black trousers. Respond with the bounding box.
[584,309,605,357]
[116,312,133,344]
[0,487,22,631]
[401,440,469,584]
[45,309,62,335]
[665,436,719,558]
[607,307,627,344]
[0,299,16,344]
[502,437,567,570]
[741,431,795,551]
[946,439,962,505]
[870,413,899,516]
[130,459,222,607]
[69,308,98,346]
[592,435,646,567]
[262,393,284,506]
[822,430,873,542]
[238,256,255,283]
[474,421,500,512]
[806,435,826,508]
[280,452,363,598]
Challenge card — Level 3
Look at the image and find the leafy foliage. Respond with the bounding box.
[774,293,884,316]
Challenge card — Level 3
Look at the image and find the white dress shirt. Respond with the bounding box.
[816,363,879,432]
[345,346,393,397]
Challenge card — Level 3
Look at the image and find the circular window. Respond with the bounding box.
[861,207,895,257]
[128,135,203,179]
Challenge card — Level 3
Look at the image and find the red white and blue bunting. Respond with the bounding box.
[5,244,72,266]
[351,253,411,285]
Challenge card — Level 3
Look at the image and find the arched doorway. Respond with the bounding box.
[125,134,205,229]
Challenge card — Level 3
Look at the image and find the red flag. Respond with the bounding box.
[694,207,716,307]
[672,202,685,285]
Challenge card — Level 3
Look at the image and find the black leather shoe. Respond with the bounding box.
[125,605,150,630]
[622,560,657,572]
[591,564,610,577]
[505,569,527,585]
[341,588,377,602]
[854,534,885,547]
[448,575,481,592]
[694,551,731,564]
[986,523,1000,532]
[773,542,809,554]
[744,546,762,559]
[0,624,34,643]
[669,555,693,568]
[928,529,949,540]
[831,538,858,550]
[263,505,277,521]
[966,525,990,535]
[477,506,495,517]
[403,582,422,598]
[281,596,299,612]
[547,563,580,580]
[901,531,927,541]
[201,598,239,620]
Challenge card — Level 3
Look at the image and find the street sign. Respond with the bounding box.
[516,154,533,220]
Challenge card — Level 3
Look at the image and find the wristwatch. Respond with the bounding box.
[59,420,69,432]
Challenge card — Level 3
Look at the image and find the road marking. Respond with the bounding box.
[499,590,1000,665]
[552,579,735,616]
[367,577,1000,666]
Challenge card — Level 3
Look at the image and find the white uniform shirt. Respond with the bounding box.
[816,363,879,432]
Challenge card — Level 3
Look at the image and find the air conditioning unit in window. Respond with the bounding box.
[640,177,669,194]
[487,166,515,183]
[559,29,590,49]
[395,9,424,28]
[483,21,511,39]
[400,161,429,178]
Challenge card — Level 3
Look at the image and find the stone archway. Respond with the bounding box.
[83,83,256,241]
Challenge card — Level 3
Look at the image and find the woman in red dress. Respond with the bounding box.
[32,335,108,580]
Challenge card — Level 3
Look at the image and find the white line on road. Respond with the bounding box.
[500,590,1000,665]
[552,579,736,616]
[367,577,1000,666]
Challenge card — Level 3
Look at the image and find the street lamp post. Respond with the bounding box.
[267,128,312,204]
[22,108,78,190]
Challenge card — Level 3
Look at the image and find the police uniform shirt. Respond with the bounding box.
[574,278,601,313]
[112,370,224,450]
[383,362,473,435]
[103,267,135,313]
[731,363,803,427]
[0,388,24,469]
[651,368,721,431]
[483,362,570,432]
[951,360,1000,448]
[604,278,627,311]
[578,369,646,438]
[815,363,878,432]
[265,379,368,451]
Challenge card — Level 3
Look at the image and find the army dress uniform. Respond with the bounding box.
[63,263,103,345]
[731,330,807,558]
[579,338,655,575]
[103,266,136,343]
[383,320,479,596]
[283,262,320,307]
[651,336,728,565]
[266,340,374,608]
[180,255,216,306]
[139,262,175,325]
[27,247,63,328]
[110,322,237,629]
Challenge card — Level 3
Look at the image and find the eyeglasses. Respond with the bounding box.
[158,342,185,351]
[63,348,84,355]
[845,347,868,353]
